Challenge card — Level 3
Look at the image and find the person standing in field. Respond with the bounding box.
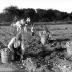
[26,17,35,36]
[20,18,28,33]
[11,19,22,36]
[12,19,26,33]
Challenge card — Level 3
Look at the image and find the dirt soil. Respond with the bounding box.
[0,61,27,72]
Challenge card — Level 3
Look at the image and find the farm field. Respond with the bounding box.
[0,23,72,46]
[35,24,72,39]
[0,23,72,72]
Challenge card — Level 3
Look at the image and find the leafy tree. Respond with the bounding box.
[0,6,71,24]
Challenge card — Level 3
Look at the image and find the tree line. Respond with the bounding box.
[0,6,72,24]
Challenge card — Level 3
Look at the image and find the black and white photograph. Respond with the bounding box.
[0,0,72,72]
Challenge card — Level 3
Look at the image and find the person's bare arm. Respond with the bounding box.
[8,37,16,51]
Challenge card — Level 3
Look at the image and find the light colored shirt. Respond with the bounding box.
[31,27,34,32]
[8,37,21,49]
[8,37,16,50]
[24,26,27,32]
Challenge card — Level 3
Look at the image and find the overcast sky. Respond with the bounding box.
[0,0,72,13]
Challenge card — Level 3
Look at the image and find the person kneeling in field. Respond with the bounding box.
[44,27,53,44]
[7,32,25,61]
[39,30,47,45]
[39,28,52,45]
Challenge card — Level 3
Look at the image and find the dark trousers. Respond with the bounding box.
[32,32,35,36]
[13,47,22,61]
